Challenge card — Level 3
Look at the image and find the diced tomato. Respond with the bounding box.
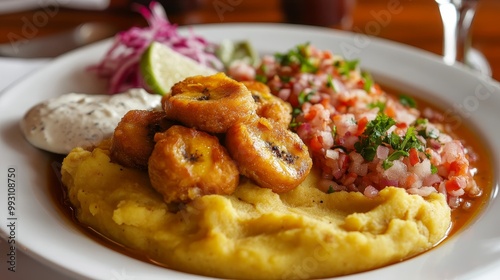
[384,104,396,118]
[445,178,461,192]
[335,105,347,113]
[404,173,418,188]
[338,97,357,108]
[288,91,300,107]
[304,109,317,121]
[339,153,350,169]
[309,136,323,152]
[320,98,330,108]
[356,116,369,136]
[342,172,358,185]
[409,148,420,166]
[372,84,383,95]
[395,122,407,129]
[449,160,468,176]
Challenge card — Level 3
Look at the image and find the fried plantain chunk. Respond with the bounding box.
[148,125,239,204]
[242,81,292,128]
[226,117,312,193]
[162,72,257,133]
[110,110,174,170]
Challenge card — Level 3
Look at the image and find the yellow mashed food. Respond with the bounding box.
[61,142,451,279]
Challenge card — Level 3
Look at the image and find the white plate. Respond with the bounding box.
[1,23,500,280]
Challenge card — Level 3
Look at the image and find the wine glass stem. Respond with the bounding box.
[438,1,477,65]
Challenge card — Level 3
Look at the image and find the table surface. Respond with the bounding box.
[0,0,499,279]
[1,0,499,80]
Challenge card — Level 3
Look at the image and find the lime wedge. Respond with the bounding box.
[140,42,216,95]
[216,39,260,68]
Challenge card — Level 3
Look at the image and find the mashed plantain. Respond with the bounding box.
[61,141,451,280]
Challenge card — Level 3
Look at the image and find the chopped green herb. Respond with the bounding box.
[431,164,438,174]
[275,43,318,73]
[255,74,267,83]
[354,114,396,161]
[292,107,302,117]
[399,94,417,108]
[382,159,393,170]
[298,90,314,105]
[414,118,428,126]
[427,128,439,139]
[326,74,335,91]
[368,101,386,112]
[289,121,300,129]
[327,185,335,194]
[386,150,408,161]
[390,127,424,152]
[354,113,426,170]
[382,126,425,170]
[361,71,374,92]
[337,59,359,76]
[331,125,337,139]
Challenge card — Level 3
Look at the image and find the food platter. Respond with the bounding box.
[1,23,500,280]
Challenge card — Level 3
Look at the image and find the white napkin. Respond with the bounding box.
[0,0,110,14]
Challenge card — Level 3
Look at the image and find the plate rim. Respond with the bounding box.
[1,22,500,280]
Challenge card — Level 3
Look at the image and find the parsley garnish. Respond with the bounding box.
[255,74,267,83]
[354,114,396,161]
[327,185,335,194]
[415,118,428,126]
[354,114,425,169]
[414,118,440,139]
[275,43,318,73]
[361,71,374,92]
[331,125,337,139]
[399,94,417,108]
[383,126,425,169]
[289,91,314,130]
[431,164,438,174]
[368,101,386,112]
[298,90,314,105]
[289,107,303,130]
[337,59,359,76]
[326,74,335,91]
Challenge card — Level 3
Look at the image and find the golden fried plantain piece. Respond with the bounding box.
[162,72,257,133]
[242,81,292,127]
[110,110,174,170]
[148,125,239,204]
[226,117,312,193]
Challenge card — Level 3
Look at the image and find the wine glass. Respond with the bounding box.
[435,0,491,76]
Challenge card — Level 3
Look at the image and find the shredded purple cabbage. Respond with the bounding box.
[89,1,223,94]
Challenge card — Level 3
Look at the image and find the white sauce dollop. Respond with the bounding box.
[20,88,162,154]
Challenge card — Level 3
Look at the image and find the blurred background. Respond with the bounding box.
[0,0,499,69]
[0,0,499,79]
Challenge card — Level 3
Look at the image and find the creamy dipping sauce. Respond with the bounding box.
[20,89,161,154]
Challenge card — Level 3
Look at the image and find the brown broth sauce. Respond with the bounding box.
[46,155,169,268]
[45,86,494,269]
